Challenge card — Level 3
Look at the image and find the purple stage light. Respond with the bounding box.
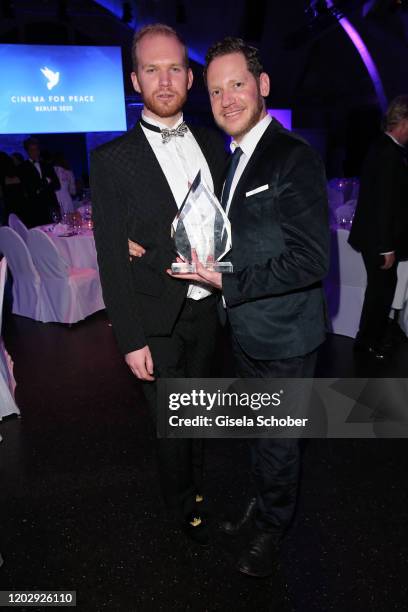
[326,0,387,110]
[267,109,292,130]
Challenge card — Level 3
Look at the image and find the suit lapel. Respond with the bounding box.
[227,120,282,218]
[189,125,216,178]
[128,123,179,217]
[189,124,228,197]
[29,160,42,184]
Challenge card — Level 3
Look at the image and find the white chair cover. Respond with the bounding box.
[8,214,28,243]
[0,256,7,334]
[324,229,367,338]
[0,257,20,419]
[392,261,408,337]
[0,227,42,320]
[392,262,408,310]
[27,229,104,323]
[399,304,408,338]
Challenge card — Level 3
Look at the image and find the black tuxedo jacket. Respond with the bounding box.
[222,120,330,360]
[348,133,408,259]
[90,122,226,355]
[18,159,60,227]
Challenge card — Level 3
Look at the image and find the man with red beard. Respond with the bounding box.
[90,24,225,545]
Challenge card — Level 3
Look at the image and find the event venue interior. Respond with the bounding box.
[1,1,408,610]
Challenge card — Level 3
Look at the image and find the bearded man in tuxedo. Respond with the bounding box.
[90,24,226,545]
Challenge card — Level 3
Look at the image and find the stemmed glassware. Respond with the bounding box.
[51,209,61,229]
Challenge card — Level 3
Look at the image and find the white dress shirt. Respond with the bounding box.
[224,113,272,217]
[385,131,405,148]
[31,159,42,178]
[221,114,272,307]
[141,112,214,300]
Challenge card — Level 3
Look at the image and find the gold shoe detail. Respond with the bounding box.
[189,516,202,527]
[195,494,204,503]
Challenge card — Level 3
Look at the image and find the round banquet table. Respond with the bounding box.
[40,225,98,270]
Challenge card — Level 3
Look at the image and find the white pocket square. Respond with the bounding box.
[246,184,269,197]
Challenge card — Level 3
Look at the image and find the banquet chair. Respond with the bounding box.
[0,257,20,419]
[392,261,408,338]
[8,213,28,243]
[0,257,7,334]
[324,228,367,338]
[27,228,105,324]
[0,227,42,320]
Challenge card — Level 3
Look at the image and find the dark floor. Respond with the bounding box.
[0,311,408,612]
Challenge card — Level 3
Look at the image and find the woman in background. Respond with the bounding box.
[53,152,76,214]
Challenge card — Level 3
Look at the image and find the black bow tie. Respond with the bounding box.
[140,117,188,144]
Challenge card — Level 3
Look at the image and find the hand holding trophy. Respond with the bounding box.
[171,170,233,274]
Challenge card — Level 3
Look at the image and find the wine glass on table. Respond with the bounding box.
[51,209,61,230]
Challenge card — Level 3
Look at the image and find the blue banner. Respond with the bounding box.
[0,44,127,134]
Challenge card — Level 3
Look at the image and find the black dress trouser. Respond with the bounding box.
[358,251,398,347]
[230,331,317,536]
[142,294,218,522]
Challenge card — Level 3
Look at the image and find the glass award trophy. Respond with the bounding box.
[171,171,233,274]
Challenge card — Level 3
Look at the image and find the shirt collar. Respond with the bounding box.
[385,131,405,148]
[141,112,184,131]
[230,113,272,157]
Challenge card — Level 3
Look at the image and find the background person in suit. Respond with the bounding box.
[17,137,60,227]
[168,37,329,576]
[90,24,225,545]
[349,95,408,360]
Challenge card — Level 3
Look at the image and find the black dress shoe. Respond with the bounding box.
[353,340,389,361]
[219,497,257,535]
[237,530,280,577]
[182,513,210,547]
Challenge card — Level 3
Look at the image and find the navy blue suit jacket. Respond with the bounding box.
[222,120,330,360]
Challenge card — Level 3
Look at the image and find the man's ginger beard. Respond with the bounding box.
[140,87,188,119]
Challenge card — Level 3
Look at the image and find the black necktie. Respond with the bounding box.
[221,147,243,210]
[140,117,188,144]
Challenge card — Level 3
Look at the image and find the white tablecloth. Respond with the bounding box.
[41,226,98,269]
[324,228,408,338]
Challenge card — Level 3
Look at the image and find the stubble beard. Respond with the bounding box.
[142,89,187,120]
[216,96,265,140]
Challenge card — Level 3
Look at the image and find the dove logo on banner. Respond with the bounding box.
[0,43,126,134]
[41,67,60,90]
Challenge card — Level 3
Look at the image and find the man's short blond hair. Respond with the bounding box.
[131,23,189,72]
